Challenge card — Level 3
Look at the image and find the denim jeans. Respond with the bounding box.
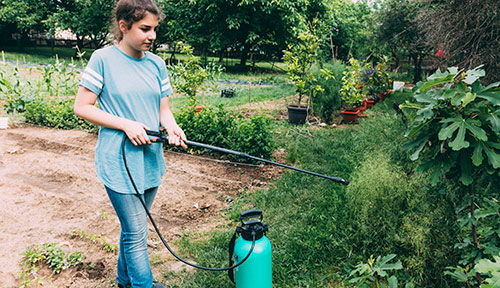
[106,186,158,288]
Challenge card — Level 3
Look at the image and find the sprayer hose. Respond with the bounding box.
[121,135,255,271]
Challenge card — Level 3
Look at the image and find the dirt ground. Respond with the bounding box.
[0,124,281,287]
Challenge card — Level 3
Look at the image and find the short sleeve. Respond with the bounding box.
[80,51,104,96]
[160,64,173,98]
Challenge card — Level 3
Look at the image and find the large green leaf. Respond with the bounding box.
[462,92,476,107]
[472,144,484,166]
[388,276,398,288]
[438,119,461,140]
[483,142,500,169]
[464,66,485,85]
[477,92,500,106]
[487,112,500,136]
[418,74,455,92]
[475,255,500,288]
[448,121,470,150]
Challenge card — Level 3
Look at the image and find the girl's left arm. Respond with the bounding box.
[160,97,188,149]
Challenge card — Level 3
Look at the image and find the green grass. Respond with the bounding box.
[161,91,460,287]
[168,83,295,113]
[1,46,93,66]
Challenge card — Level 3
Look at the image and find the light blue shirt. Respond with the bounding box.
[79,46,173,194]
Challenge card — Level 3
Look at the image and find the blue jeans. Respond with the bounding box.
[106,186,158,288]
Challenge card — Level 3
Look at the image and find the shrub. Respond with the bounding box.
[312,62,347,123]
[174,105,274,162]
[24,98,97,132]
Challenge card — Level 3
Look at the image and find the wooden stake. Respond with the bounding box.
[249,81,252,106]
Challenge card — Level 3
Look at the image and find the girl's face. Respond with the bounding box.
[119,12,158,58]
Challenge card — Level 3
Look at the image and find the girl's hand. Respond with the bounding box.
[167,125,188,149]
[123,120,151,146]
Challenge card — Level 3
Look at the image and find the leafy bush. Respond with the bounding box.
[24,98,97,132]
[174,105,274,162]
[312,62,347,123]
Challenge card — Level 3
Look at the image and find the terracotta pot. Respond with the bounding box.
[357,100,368,112]
[366,100,375,108]
[377,92,386,102]
[341,109,360,124]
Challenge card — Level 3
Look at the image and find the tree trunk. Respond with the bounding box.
[218,50,224,63]
[239,45,250,67]
[411,54,423,83]
[469,188,482,285]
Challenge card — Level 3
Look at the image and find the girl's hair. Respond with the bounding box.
[112,0,162,42]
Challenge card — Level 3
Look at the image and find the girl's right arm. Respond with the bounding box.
[74,86,151,146]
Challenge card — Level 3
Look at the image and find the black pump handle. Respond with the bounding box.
[240,209,263,225]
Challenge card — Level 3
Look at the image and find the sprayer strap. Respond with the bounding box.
[227,231,238,283]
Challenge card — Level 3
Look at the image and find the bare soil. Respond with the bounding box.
[0,124,281,287]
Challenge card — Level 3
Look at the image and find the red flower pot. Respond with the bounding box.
[366,100,374,108]
[357,100,368,112]
[341,109,360,124]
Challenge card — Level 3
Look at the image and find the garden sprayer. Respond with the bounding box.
[120,130,349,287]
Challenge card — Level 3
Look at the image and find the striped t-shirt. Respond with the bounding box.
[79,45,173,194]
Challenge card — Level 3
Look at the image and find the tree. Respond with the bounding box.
[376,0,430,83]
[0,0,58,50]
[417,0,500,84]
[160,0,325,68]
[402,67,500,285]
[49,0,114,51]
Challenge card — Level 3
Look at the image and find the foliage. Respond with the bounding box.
[324,0,375,61]
[311,61,346,123]
[401,66,500,186]
[21,242,83,274]
[375,0,429,83]
[445,197,500,287]
[46,0,113,50]
[417,0,500,84]
[0,0,56,35]
[348,254,406,288]
[282,19,325,107]
[345,150,457,285]
[0,61,82,114]
[159,0,326,66]
[173,105,274,162]
[0,66,29,113]
[361,55,392,96]
[168,42,223,106]
[24,97,97,132]
[340,58,368,108]
[71,229,118,253]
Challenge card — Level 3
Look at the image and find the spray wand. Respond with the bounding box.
[146,130,349,185]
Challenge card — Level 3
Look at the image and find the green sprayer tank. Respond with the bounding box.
[230,209,272,288]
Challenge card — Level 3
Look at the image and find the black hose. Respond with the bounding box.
[121,136,255,271]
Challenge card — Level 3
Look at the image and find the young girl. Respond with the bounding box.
[74,0,186,287]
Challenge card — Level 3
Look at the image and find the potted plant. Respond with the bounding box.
[340,59,366,123]
[283,21,323,125]
[169,42,222,112]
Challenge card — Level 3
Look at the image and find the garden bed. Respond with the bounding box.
[0,125,281,287]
